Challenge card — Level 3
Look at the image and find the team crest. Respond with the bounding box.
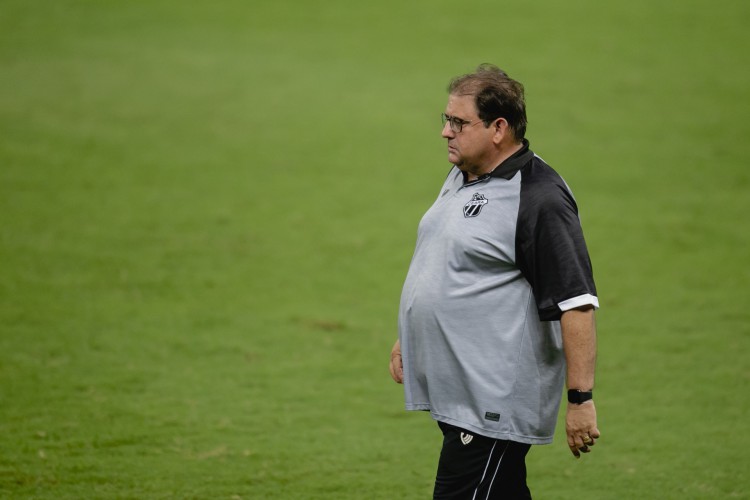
[463,193,488,218]
[460,432,474,445]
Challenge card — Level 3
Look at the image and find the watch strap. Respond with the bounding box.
[567,389,593,404]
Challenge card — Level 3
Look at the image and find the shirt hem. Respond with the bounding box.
[404,405,554,445]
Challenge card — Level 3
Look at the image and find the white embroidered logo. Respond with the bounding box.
[460,432,474,445]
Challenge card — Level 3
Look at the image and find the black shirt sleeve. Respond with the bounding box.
[515,158,597,321]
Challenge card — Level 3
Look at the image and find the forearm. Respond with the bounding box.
[560,306,597,391]
[561,306,600,457]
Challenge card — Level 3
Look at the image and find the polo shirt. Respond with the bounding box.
[398,140,598,444]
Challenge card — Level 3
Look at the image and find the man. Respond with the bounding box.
[389,64,600,499]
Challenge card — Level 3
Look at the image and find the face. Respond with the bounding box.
[441,94,497,174]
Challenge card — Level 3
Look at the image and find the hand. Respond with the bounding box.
[566,400,600,458]
[389,340,403,384]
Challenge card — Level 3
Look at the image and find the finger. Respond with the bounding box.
[571,432,593,456]
[572,434,586,450]
[389,357,403,383]
[567,438,580,459]
[388,359,398,382]
[570,437,590,455]
[389,363,401,383]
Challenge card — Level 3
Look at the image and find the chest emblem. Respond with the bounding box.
[463,193,488,218]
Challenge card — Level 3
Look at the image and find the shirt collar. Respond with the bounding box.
[490,139,534,180]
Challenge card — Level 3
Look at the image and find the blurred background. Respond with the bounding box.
[1,0,748,498]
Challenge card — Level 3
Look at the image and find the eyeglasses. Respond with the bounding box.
[441,113,483,133]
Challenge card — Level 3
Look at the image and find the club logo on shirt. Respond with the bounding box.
[460,432,474,445]
[463,193,488,218]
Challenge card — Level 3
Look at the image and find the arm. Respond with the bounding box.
[389,339,403,384]
[561,306,600,458]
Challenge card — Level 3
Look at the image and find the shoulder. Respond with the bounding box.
[519,156,577,215]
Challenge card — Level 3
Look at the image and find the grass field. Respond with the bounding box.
[1,0,749,498]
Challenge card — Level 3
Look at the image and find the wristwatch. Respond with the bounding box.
[567,389,593,404]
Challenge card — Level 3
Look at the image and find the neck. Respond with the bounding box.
[464,141,524,182]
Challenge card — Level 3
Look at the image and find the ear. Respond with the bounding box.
[492,118,508,145]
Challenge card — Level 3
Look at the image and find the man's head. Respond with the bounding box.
[441,65,527,178]
[447,64,527,142]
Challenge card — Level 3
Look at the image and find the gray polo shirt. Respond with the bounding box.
[398,140,598,444]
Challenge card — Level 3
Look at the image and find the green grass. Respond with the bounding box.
[1,0,749,498]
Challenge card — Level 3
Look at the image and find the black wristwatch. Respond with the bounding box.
[567,389,593,404]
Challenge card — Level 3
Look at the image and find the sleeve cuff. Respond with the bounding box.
[558,294,599,312]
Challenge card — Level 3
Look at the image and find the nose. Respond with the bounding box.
[441,121,454,139]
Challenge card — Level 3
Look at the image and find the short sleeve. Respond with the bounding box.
[515,160,597,321]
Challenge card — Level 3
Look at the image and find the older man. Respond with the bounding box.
[390,64,600,499]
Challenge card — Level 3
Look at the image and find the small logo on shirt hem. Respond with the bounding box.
[484,412,501,422]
